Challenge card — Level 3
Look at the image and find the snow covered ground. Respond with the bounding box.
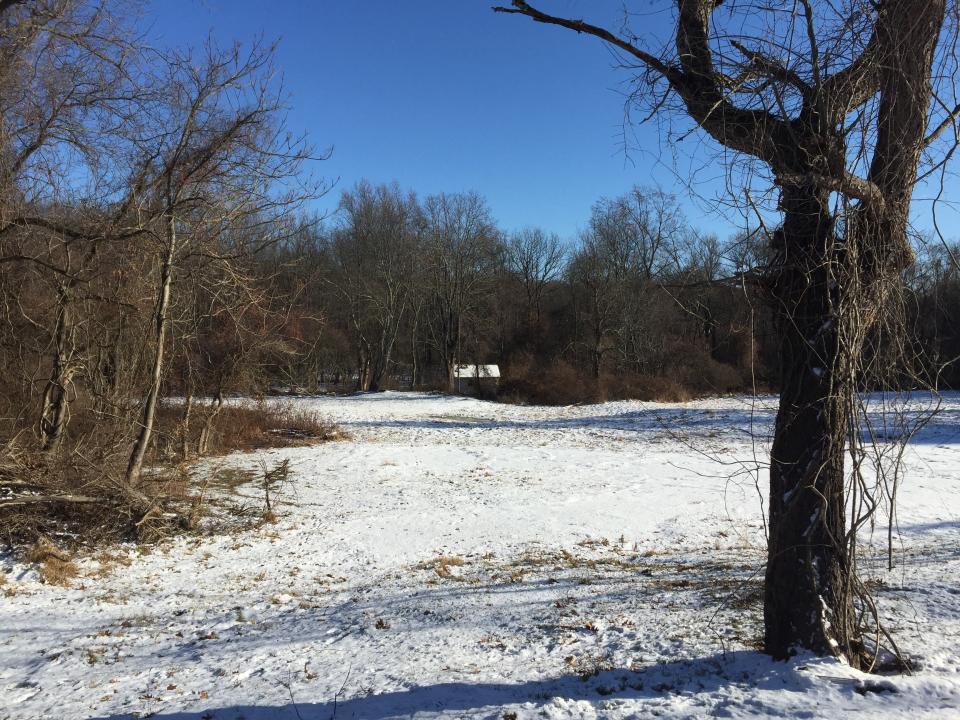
[2,391,959,719]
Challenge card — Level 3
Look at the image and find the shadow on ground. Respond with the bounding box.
[89,650,825,720]
[338,391,960,446]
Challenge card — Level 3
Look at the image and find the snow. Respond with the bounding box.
[2,391,959,720]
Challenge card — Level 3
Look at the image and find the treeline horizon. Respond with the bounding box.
[266,180,773,402]
[258,179,960,405]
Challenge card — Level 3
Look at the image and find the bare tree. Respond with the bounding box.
[0,0,332,542]
[567,188,686,378]
[567,227,624,379]
[600,187,685,281]
[494,0,956,666]
[328,181,419,392]
[123,39,319,484]
[0,1,143,453]
[506,227,565,324]
[423,192,500,391]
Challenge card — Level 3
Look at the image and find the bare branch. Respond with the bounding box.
[491,1,678,80]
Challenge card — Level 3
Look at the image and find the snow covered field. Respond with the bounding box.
[2,391,959,720]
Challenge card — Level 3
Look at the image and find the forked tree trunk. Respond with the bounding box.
[493,0,946,671]
[197,389,223,456]
[368,321,400,392]
[367,356,386,391]
[762,0,944,665]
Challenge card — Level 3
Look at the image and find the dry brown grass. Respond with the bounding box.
[26,538,78,586]
[154,399,343,459]
[416,554,472,581]
[207,402,343,453]
[433,555,466,580]
[0,399,343,551]
[415,554,466,569]
[577,536,612,548]
[87,550,133,580]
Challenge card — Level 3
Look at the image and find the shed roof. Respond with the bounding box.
[454,364,500,379]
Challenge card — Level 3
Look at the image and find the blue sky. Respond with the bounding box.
[145,0,960,243]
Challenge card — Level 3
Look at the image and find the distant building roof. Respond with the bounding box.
[454,364,500,379]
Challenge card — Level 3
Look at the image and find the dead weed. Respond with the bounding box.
[26,537,78,586]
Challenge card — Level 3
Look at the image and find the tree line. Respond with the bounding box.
[265,182,771,400]
[266,181,960,404]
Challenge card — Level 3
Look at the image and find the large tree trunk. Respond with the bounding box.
[494,0,947,671]
[367,344,392,392]
[368,315,402,392]
[368,359,385,392]
[763,0,944,666]
[764,186,861,664]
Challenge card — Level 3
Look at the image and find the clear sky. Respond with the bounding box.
[144,0,960,243]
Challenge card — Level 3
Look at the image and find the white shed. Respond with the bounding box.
[454,364,501,379]
[453,364,501,395]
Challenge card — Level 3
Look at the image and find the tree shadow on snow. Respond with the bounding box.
[88,650,825,720]
[345,397,960,446]
[347,407,775,438]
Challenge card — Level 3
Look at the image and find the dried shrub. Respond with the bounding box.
[0,396,344,550]
[25,538,78,586]
[209,401,342,452]
[501,358,695,405]
[153,399,342,459]
[1,435,154,548]
[599,374,691,402]
[666,342,749,395]
[500,359,599,405]
[260,457,291,521]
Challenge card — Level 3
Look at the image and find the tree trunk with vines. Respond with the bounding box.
[764,185,861,661]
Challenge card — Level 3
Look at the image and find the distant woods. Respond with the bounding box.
[269,180,960,405]
[282,182,773,402]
